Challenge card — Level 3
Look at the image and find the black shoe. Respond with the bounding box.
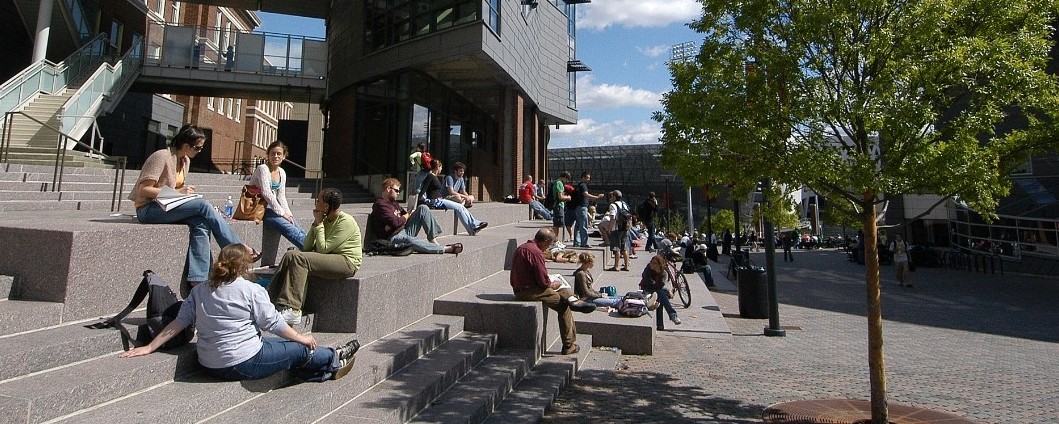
[561,343,580,355]
[333,339,360,380]
[471,222,488,235]
[569,300,596,313]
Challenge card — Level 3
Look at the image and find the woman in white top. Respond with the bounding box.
[249,141,307,250]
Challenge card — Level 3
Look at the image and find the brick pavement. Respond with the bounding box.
[542,247,1059,423]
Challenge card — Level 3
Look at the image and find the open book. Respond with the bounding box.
[155,186,202,211]
[549,273,572,291]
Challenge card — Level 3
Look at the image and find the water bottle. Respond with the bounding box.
[224,196,234,218]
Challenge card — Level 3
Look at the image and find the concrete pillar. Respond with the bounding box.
[32,0,56,63]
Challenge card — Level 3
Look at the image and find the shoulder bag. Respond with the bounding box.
[233,184,267,222]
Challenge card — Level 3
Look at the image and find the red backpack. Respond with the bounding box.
[421,151,433,169]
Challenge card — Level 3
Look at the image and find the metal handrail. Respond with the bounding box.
[0,34,108,119]
[1,111,126,212]
[236,141,325,196]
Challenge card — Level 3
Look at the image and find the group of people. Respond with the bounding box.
[118,126,490,383]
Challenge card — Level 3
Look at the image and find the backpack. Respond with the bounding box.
[616,291,648,317]
[86,270,194,351]
[420,151,433,169]
[364,239,415,256]
[614,201,633,232]
[543,179,559,209]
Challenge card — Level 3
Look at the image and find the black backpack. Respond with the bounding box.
[86,270,194,351]
[615,201,633,232]
[364,239,415,256]
[543,180,559,209]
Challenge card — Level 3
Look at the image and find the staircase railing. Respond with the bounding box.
[1,111,127,212]
[0,34,108,119]
[59,40,143,140]
[236,141,325,195]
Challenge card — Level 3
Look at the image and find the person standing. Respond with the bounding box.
[368,178,463,255]
[604,191,631,272]
[639,192,660,252]
[408,143,430,210]
[572,172,601,248]
[269,188,362,325]
[510,228,595,355]
[550,172,572,243]
[248,141,307,250]
[722,229,733,256]
[889,234,913,287]
[782,232,795,262]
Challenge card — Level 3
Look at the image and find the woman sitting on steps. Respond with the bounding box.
[119,243,359,382]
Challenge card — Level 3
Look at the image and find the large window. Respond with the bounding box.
[364,0,483,52]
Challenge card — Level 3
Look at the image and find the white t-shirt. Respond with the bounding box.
[890,240,909,263]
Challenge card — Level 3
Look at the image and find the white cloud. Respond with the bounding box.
[578,0,701,30]
[639,45,670,58]
[576,75,662,109]
[551,118,662,148]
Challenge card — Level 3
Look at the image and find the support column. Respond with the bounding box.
[32,0,56,63]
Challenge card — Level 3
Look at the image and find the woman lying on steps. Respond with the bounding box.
[119,243,359,382]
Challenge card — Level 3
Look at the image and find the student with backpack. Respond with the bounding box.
[120,244,360,382]
[545,172,573,243]
[640,255,682,331]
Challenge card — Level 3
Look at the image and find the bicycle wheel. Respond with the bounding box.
[676,272,691,308]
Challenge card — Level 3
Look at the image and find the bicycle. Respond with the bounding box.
[664,255,692,308]
[726,250,756,281]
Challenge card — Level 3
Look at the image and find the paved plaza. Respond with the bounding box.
[542,247,1059,423]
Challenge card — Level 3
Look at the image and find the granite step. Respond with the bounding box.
[407,350,533,423]
[317,331,497,423]
[0,300,65,337]
[480,335,596,424]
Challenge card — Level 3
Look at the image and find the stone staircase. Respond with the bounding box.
[0,163,374,212]
[0,185,686,422]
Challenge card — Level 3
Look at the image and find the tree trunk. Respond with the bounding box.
[863,195,889,423]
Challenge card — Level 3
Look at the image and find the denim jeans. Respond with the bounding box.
[591,297,622,307]
[574,206,590,247]
[528,200,552,220]
[136,198,241,282]
[433,198,483,234]
[390,204,445,254]
[645,287,678,328]
[263,207,306,250]
[645,223,658,251]
[208,338,339,382]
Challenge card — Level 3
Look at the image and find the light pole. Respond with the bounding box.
[662,174,673,233]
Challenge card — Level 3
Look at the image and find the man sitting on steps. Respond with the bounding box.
[510,228,595,355]
[368,177,464,255]
[269,188,362,325]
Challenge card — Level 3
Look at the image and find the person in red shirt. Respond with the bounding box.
[518,175,552,220]
[509,228,595,354]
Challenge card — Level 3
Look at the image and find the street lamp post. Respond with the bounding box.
[662,175,673,233]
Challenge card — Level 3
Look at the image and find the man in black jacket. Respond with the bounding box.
[638,192,660,252]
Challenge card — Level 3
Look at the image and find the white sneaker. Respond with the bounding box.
[278,307,302,325]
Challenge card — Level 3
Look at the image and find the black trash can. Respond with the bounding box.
[737,266,769,319]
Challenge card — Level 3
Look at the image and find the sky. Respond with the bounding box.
[256,0,703,149]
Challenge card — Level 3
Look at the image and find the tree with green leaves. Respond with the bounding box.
[654,1,1059,422]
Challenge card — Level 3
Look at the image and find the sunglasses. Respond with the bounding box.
[192,145,205,152]
[389,187,401,193]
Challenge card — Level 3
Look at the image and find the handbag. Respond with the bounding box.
[232,184,266,222]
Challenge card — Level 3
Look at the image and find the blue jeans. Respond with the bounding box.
[645,223,658,251]
[591,297,622,307]
[136,198,241,282]
[208,338,339,382]
[645,287,678,328]
[390,204,445,254]
[528,200,552,220]
[574,206,590,247]
[263,207,306,250]
[432,198,483,234]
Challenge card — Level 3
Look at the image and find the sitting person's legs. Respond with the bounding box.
[137,198,241,283]
[437,198,485,234]
[515,286,576,350]
[269,250,357,314]
[263,207,307,250]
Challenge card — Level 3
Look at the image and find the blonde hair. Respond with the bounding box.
[578,252,595,265]
[208,244,252,289]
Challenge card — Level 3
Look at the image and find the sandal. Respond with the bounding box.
[250,248,262,263]
[606,267,618,272]
[449,243,463,256]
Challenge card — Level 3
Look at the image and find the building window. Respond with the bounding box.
[234,99,242,122]
[207,97,215,110]
[364,0,485,52]
[226,98,234,118]
[171,2,180,25]
[109,20,124,50]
